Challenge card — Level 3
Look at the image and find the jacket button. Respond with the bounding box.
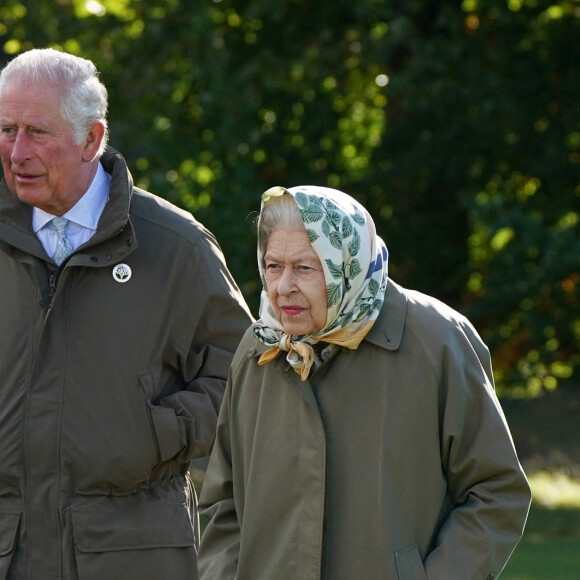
[105,253,113,260]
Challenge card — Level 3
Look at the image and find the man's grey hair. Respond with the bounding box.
[0,48,109,156]
[258,193,305,261]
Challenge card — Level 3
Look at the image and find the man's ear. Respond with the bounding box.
[81,121,105,162]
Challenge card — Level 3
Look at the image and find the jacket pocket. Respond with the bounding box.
[395,544,427,580]
[72,505,197,580]
[139,374,183,462]
[0,513,20,579]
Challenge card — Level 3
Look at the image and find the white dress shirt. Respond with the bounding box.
[33,163,111,258]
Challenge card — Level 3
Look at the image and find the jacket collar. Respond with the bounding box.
[364,278,406,351]
[88,147,134,245]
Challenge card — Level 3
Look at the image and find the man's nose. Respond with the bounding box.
[10,131,32,164]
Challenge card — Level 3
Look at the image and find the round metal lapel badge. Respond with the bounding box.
[112,263,132,283]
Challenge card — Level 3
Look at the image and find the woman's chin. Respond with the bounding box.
[281,319,316,337]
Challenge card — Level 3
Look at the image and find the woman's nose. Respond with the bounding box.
[277,267,297,295]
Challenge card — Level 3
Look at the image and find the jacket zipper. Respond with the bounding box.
[45,271,59,309]
[48,272,57,298]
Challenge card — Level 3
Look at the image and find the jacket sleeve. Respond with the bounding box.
[153,228,253,464]
[424,320,532,579]
[197,371,241,579]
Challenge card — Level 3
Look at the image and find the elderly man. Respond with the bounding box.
[0,48,252,579]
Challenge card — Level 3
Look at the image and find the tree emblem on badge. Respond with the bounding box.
[112,263,132,283]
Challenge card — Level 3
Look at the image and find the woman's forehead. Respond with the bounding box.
[265,227,319,259]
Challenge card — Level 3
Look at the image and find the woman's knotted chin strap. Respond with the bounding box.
[257,335,316,381]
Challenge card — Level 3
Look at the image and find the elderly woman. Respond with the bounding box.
[198,186,531,580]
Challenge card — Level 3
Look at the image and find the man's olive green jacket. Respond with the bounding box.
[0,147,252,579]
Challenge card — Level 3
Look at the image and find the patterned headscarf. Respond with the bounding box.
[253,185,389,381]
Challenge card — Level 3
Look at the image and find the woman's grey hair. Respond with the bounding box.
[0,48,109,156]
[258,193,305,260]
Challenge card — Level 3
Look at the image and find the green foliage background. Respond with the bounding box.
[1,0,579,394]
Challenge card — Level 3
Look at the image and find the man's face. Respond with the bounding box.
[0,79,94,215]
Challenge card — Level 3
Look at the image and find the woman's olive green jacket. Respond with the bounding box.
[199,279,531,580]
[0,148,252,579]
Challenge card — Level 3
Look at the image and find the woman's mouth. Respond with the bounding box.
[281,306,305,317]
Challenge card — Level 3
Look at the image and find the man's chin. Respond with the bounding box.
[14,189,52,212]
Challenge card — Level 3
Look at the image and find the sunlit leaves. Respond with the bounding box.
[71,0,136,19]
[490,227,515,252]
[1,0,579,393]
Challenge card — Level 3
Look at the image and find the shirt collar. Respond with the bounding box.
[32,162,111,233]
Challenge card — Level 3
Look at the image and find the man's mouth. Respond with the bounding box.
[13,172,42,184]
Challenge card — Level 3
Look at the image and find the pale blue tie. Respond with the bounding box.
[52,216,74,265]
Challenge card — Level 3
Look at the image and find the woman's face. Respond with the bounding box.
[264,226,327,336]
